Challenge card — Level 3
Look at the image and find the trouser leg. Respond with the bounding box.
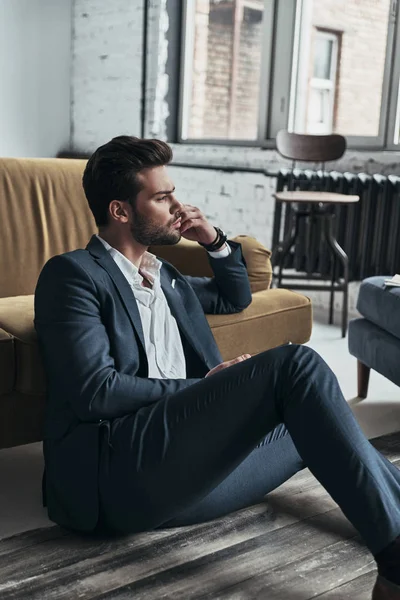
[100,344,400,553]
[162,423,305,527]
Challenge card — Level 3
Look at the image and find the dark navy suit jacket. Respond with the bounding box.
[34,235,252,531]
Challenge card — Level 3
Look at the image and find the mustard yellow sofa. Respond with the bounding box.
[0,158,312,449]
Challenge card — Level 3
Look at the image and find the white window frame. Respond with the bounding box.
[306,30,338,135]
[394,83,400,145]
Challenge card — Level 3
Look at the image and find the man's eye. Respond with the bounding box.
[157,196,168,202]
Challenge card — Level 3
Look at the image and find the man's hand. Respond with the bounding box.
[177,205,219,245]
[205,354,252,378]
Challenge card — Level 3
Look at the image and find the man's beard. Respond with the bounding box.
[130,205,181,246]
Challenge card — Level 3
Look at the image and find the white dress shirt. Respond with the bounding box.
[96,234,231,379]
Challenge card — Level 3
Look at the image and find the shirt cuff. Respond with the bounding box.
[208,244,232,259]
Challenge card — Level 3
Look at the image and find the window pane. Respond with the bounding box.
[313,37,333,80]
[308,87,334,134]
[185,0,265,140]
[294,0,391,137]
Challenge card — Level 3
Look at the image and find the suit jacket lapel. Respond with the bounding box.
[160,268,208,366]
[86,236,146,353]
[87,235,209,368]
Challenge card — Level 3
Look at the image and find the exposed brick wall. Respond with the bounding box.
[143,0,169,139]
[188,0,211,139]
[202,14,232,138]
[168,165,276,249]
[72,0,144,151]
[189,1,263,140]
[234,9,262,139]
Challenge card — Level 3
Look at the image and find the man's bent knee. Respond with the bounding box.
[262,343,319,363]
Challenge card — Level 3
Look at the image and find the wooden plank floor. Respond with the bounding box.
[0,432,399,600]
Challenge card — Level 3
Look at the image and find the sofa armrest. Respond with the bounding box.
[150,234,272,294]
[233,235,272,293]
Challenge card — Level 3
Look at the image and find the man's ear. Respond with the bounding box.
[109,200,130,224]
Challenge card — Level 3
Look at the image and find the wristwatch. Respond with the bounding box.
[198,227,228,252]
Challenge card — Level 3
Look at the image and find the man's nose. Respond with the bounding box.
[171,197,184,214]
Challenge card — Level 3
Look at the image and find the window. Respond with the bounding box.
[306,31,339,134]
[292,0,396,146]
[179,0,297,143]
[177,0,400,149]
[184,0,264,140]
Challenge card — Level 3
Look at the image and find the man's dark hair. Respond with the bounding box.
[82,135,173,226]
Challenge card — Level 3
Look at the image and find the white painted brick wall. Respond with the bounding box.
[72,0,144,151]
[168,166,277,250]
[144,0,169,139]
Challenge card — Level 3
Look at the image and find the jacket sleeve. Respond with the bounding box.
[34,254,201,423]
[184,241,252,315]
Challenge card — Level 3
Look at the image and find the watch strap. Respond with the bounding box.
[199,227,227,251]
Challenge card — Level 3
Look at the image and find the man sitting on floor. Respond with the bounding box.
[35,136,400,599]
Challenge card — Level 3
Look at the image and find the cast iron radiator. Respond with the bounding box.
[271,169,400,281]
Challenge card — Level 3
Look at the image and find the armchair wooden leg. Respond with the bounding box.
[357,360,370,399]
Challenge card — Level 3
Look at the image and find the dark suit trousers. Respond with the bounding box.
[99,344,400,555]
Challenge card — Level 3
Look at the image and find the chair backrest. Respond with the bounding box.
[276,130,346,163]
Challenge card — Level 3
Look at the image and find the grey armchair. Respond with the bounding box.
[348,276,400,397]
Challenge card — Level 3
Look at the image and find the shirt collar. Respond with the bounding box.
[96,234,162,287]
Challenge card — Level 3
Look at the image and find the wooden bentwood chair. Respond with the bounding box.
[273,131,359,338]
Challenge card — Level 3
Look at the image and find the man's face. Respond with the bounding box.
[129,166,183,246]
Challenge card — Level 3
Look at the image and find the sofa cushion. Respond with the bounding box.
[0,296,46,395]
[357,276,400,341]
[0,328,15,395]
[207,289,312,361]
